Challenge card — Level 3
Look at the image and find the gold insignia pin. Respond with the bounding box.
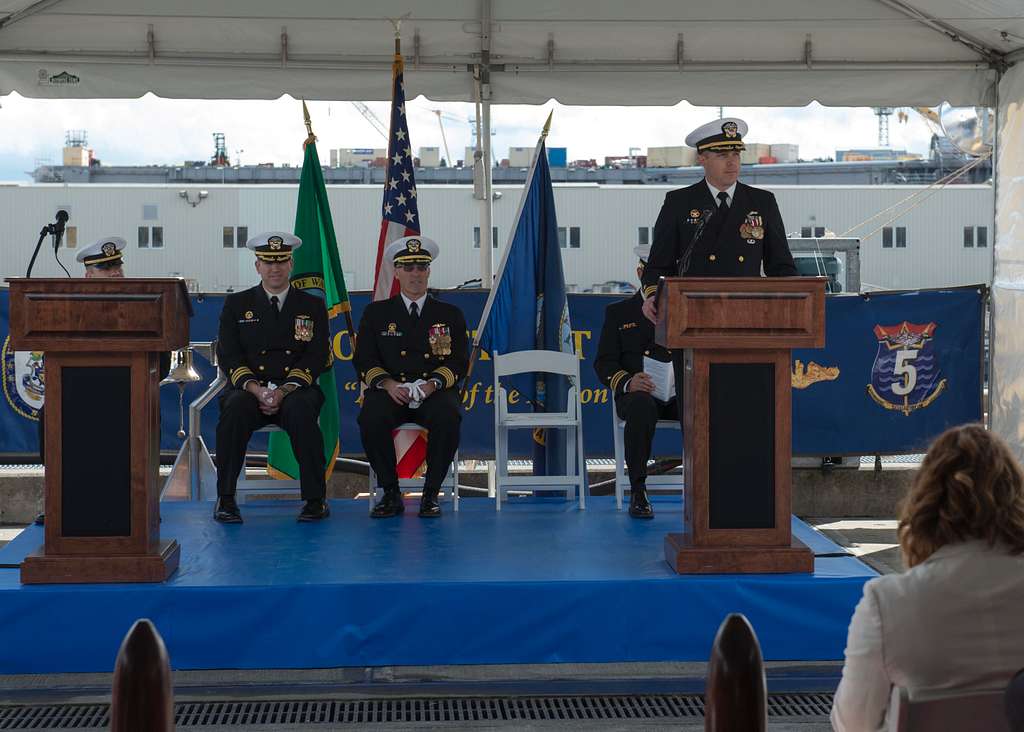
[268,235,284,250]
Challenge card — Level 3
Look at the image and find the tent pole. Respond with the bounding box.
[476,0,494,289]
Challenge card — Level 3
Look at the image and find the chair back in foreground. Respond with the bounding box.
[890,686,1011,732]
[492,349,587,510]
[705,612,766,732]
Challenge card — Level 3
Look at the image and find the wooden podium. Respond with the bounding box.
[655,277,826,574]
[7,278,191,584]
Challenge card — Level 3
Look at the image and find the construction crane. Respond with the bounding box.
[350,102,389,140]
[872,107,894,147]
[430,110,462,166]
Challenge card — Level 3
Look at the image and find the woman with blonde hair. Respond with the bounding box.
[831,423,1024,731]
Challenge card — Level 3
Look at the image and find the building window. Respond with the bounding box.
[473,226,498,249]
[801,226,812,238]
[558,226,581,249]
[139,226,163,249]
[977,226,988,248]
[224,226,249,248]
[142,204,159,221]
[638,227,649,246]
[882,227,893,248]
[895,227,906,248]
[963,226,974,248]
[814,226,825,237]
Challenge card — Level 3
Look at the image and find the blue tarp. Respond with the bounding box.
[0,497,874,672]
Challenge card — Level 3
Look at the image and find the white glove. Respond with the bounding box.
[400,380,428,409]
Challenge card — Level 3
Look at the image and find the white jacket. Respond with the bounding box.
[831,540,1024,731]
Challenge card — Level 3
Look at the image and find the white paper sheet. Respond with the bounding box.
[643,356,675,402]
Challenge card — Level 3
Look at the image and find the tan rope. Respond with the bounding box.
[839,153,991,239]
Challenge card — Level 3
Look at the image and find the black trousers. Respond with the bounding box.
[615,391,678,488]
[358,388,462,493]
[215,386,326,500]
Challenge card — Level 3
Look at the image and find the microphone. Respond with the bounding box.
[26,210,70,277]
[677,208,714,276]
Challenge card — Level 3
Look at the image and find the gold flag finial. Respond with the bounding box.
[541,110,554,139]
[302,100,316,149]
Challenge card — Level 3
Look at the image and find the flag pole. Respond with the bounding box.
[302,100,357,349]
[461,110,553,402]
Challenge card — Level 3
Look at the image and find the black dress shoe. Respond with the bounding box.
[214,496,243,523]
[628,487,654,519]
[371,489,405,518]
[418,490,441,518]
[33,513,45,526]
[298,498,330,522]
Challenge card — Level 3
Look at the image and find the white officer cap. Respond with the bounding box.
[385,235,439,265]
[246,231,302,262]
[685,117,749,152]
[76,236,126,266]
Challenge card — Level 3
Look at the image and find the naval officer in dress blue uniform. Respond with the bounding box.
[354,236,469,519]
[640,117,797,324]
[594,245,676,519]
[213,232,332,524]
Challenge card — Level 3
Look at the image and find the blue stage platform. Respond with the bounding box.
[0,497,874,674]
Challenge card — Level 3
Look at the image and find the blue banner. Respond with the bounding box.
[0,285,984,459]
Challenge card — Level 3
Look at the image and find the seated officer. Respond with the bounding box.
[354,236,468,518]
[594,245,677,519]
[214,232,331,524]
[76,236,127,277]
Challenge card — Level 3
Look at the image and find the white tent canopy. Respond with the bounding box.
[0,0,1019,105]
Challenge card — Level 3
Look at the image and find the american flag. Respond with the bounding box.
[372,52,420,301]
[372,50,428,477]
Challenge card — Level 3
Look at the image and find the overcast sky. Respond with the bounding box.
[0,92,938,181]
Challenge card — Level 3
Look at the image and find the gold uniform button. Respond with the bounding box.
[709,254,716,262]
[400,350,406,356]
[285,350,291,355]
[422,372,428,377]
[644,350,650,356]
[738,255,745,263]
[424,353,430,358]
[258,365,265,371]
[260,350,267,355]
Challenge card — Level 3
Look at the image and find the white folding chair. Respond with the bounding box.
[367,423,460,512]
[187,373,304,501]
[611,405,683,510]
[493,349,587,510]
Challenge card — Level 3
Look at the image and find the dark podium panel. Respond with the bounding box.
[7,278,191,583]
[656,277,826,574]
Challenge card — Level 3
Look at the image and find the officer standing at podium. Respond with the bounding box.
[213,232,331,524]
[640,117,797,325]
[595,245,675,519]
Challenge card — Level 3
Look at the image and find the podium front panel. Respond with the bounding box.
[708,362,775,529]
[60,366,132,537]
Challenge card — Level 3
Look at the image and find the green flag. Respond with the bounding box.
[267,112,349,481]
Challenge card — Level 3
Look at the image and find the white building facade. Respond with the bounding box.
[0,183,993,294]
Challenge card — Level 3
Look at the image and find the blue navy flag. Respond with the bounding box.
[475,117,574,475]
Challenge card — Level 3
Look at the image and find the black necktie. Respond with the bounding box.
[410,301,419,318]
[717,191,730,215]
[270,295,280,318]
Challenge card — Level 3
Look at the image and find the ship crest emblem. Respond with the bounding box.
[2,337,44,420]
[867,321,947,416]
